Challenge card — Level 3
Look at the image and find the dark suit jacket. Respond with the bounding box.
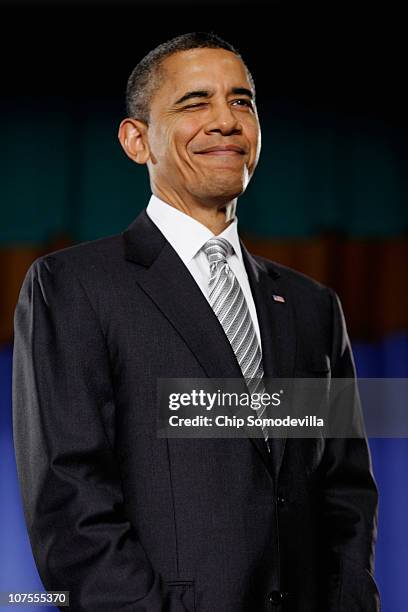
[12,210,379,612]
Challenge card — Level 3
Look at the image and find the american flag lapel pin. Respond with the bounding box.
[272,294,286,303]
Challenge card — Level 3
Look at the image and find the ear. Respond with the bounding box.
[118,118,150,164]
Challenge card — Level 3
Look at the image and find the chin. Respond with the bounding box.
[201,189,244,205]
[200,178,246,201]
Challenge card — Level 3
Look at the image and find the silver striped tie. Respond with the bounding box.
[203,237,270,448]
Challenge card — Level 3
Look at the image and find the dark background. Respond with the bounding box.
[1,0,406,126]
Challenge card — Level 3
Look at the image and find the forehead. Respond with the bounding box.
[159,48,252,94]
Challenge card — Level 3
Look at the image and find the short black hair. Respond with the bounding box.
[125,31,255,123]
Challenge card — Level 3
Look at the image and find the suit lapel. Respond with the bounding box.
[242,243,296,485]
[123,211,243,380]
[241,243,296,380]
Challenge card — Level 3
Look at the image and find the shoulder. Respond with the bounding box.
[249,252,344,336]
[28,233,124,281]
[36,233,122,267]
[252,253,335,301]
[252,253,352,347]
[18,234,127,310]
[250,254,351,363]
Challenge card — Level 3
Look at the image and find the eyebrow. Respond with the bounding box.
[174,87,254,105]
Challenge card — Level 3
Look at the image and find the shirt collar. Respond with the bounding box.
[146,194,243,265]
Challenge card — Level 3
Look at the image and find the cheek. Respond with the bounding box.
[172,118,202,157]
[155,121,199,175]
[247,126,261,165]
[248,124,260,149]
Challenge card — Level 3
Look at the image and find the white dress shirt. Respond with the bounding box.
[146,194,262,351]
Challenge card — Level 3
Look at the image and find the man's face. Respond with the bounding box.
[145,48,261,207]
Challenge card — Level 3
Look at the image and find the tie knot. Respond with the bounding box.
[203,237,233,266]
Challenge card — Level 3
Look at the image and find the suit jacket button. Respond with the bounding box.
[268,590,288,605]
[277,496,286,506]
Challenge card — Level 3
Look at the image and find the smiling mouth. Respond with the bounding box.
[198,150,244,156]
[195,145,246,156]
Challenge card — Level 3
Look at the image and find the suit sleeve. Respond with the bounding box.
[322,289,380,612]
[12,256,187,612]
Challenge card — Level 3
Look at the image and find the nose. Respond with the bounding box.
[204,100,242,136]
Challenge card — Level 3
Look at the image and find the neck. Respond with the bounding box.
[152,187,237,235]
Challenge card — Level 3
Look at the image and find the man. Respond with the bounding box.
[13,32,379,611]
